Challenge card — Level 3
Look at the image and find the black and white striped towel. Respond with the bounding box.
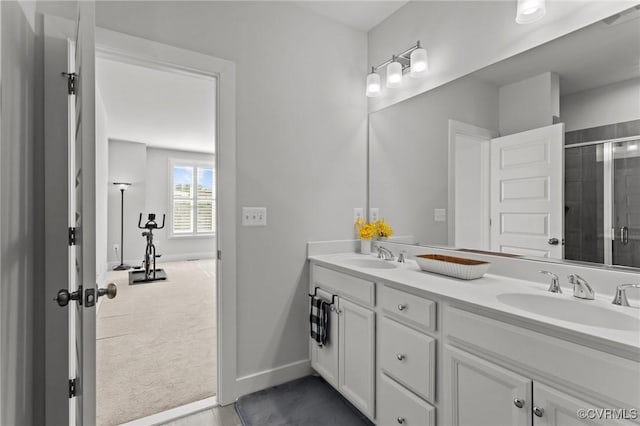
[310,296,330,347]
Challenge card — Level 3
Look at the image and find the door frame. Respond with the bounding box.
[447,120,498,247]
[43,14,238,424]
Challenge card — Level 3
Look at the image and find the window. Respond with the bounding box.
[171,161,215,236]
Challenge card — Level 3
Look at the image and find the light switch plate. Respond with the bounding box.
[354,208,364,223]
[242,207,267,226]
[370,208,380,222]
[434,208,447,222]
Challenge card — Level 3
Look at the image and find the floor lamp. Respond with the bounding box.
[113,182,132,271]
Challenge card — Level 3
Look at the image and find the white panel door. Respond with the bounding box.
[490,123,564,258]
[445,345,532,426]
[73,3,98,424]
[533,383,633,426]
[310,289,339,388]
[338,298,375,420]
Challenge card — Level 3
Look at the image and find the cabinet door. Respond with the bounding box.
[310,292,339,388]
[445,345,532,426]
[533,383,635,426]
[338,297,375,419]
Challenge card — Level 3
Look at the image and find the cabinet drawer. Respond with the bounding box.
[312,264,374,306]
[379,373,436,426]
[380,284,436,331]
[381,317,436,402]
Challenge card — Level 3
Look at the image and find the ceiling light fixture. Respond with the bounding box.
[516,0,546,24]
[366,40,428,97]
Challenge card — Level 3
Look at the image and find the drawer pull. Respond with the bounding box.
[396,353,406,361]
[513,398,524,408]
[533,407,544,417]
[397,304,407,311]
[397,417,405,424]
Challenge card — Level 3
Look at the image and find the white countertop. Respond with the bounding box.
[308,252,640,359]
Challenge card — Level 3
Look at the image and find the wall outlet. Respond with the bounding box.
[354,208,364,223]
[242,207,267,226]
[112,244,120,254]
[370,208,380,222]
[434,208,447,222]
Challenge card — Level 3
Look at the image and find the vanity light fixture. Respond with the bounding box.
[366,40,428,97]
[515,0,546,24]
[366,67,381,97]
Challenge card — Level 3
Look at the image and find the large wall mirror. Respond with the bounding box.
[369,5,640,270]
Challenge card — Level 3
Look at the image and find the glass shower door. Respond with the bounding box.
[612,140,640,267]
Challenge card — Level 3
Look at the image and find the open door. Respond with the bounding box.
[490,123,564,259]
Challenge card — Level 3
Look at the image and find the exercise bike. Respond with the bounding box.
[129,213,169,284]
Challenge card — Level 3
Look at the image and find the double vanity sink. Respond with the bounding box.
[308,250,640,426]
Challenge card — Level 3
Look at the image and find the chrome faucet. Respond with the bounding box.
[377,246,394,261]
[397,250,407,263]
[539,271,561,293]
[612,284,640,307]
[567,274,595,300]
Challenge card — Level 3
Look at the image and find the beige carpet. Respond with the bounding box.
[97,260,217,426]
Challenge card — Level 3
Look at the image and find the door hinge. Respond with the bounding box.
[61,72,77,95]
[217,250,222,260]
[69,227,77,246]
[68,378,77,398]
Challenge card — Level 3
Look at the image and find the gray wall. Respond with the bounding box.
[144,147,216,261]
[107,140,147,267]
[96,89,109,280]
[0,1,44,424]
[370,75,499,246]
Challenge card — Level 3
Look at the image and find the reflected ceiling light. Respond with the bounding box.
[366,41,428,97]
[516,0,546,24]
[366,68,381,97]
[386,57,403,88]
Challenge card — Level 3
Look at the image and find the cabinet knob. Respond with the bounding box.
[397,304,407,311]
[396,417,405,424]
[513,398,524,408]
[533,407,544,417]
[397,353,406,361]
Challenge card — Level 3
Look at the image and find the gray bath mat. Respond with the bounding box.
[235,375,374,426]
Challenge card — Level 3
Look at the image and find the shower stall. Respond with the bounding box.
[565,136,640,268]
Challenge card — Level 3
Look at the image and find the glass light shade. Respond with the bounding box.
[366,72,381,97]
[114,182,132,191]
[386,61,403,88]
[410,48,429,78]
[515,0,546,24]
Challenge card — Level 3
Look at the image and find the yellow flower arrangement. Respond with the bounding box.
[355,217,394,240]
[373,219,394,239]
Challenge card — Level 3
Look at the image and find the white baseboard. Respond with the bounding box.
[119,396,218,426]
[107,252,215,269]
[235,359,312,398]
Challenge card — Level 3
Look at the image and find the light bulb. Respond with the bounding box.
[410,47,428,78]
[516,0,546,24]
[386,61,402,88]
[366,71,381,97]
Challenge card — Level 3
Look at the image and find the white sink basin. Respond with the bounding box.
[497,293,640,331]
[343,258,398,269]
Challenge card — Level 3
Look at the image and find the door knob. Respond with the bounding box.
[54,287,82,307]
[548,238,559,246]
[513,398,525,408]
[98,283,117,300]
[533,406,545,417]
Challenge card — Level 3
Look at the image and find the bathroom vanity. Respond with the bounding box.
[308,251,640,426]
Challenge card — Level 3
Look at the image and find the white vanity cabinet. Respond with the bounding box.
[309,265,376,420]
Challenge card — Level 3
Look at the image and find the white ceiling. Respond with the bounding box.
[473,7,640,96]
[96,58,216,154]
[293,1,409,32]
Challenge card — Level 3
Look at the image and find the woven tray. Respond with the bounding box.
[415,254,490,280]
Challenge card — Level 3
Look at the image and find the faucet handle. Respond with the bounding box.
[612,284,640,306]
[398,251,407,263]
[539,270,561,293]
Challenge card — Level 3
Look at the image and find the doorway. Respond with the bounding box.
[565,136,640,267]
[95,56,218,425]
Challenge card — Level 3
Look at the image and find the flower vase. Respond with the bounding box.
[361,239,372,255]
